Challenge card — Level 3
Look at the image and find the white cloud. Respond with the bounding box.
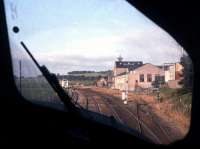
[20,6,185,75]
[24,25,184,74]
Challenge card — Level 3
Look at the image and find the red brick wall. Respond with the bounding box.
[167,80,182,89]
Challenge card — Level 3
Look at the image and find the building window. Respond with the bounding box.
[139,74,144,82]
[155,75,165,83]
[147,74,152,82]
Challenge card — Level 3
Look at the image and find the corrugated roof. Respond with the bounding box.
[133,63,164,71]
[115,61,143,71]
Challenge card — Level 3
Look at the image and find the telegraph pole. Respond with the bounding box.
[124,69,129,104]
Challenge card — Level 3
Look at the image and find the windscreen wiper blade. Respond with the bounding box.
[20,41,77,112]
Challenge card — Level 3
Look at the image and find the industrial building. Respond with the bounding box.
[112,56,183,91]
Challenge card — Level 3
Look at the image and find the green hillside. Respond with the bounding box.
[57,70,112,86]
[68,70,112,77]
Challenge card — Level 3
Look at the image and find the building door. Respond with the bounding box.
[135,80,138,87]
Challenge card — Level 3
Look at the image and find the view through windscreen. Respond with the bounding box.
[4,0,193,144]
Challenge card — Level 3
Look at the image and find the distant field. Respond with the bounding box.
[69,80,95,86]
[58,70,112,86]
[67,70,111,77]
[68,72,108,77]
[15,77,61,103]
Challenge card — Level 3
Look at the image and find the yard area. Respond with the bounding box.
[71,86,190,144]
[14,76,192,143]
[88,87,191,137]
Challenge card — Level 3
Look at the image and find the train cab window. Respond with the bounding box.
[4,0,193,145]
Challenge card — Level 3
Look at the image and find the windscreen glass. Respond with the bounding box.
[4,0,193,144]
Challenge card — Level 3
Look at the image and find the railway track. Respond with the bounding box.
[85,88,171,144]
[95,92,162,144]
[92,96,101,113]
[98,96,124,124]
[67,87,171,144]
[85,96,101,113]
[125,101,171,143]
[77,89,123,124]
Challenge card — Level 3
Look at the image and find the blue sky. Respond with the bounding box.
[5,0,184,74]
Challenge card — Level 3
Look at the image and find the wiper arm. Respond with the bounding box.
[20,41,77,113]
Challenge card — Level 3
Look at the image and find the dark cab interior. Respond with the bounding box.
[0,0,199,146]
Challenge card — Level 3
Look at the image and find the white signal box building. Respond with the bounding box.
[61,79,69,88]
